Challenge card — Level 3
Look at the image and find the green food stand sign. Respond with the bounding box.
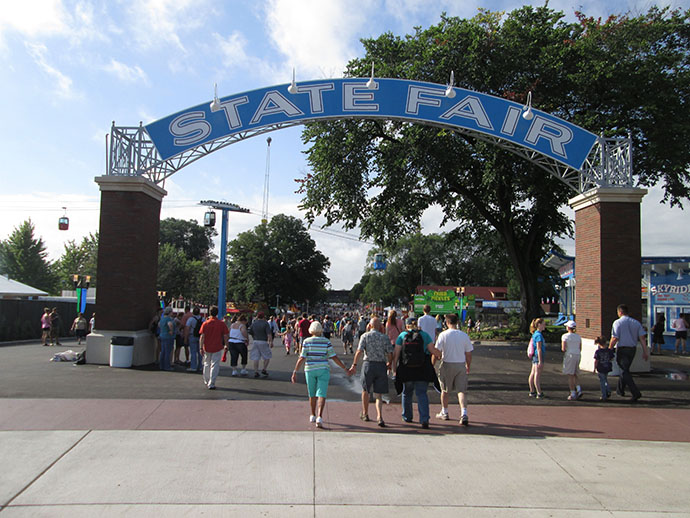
[414,290,458,315]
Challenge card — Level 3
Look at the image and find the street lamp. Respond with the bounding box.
[72,274,91,314]
[157,291,167,309]
[199,200,250,319]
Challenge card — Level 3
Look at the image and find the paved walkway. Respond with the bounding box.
[2,340,689,516]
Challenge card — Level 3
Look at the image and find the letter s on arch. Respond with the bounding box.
[169,111,212,147]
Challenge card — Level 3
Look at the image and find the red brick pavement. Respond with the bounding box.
[1,399,688,442]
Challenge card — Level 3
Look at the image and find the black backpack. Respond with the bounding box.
[401,330,426,368]
[192,316,203,338]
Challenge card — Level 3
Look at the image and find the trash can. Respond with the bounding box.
[110,336,134,368]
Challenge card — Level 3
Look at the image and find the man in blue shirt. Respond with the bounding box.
[392,316,439,428]
[609,304,648,402]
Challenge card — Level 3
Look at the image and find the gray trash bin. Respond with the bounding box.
[110,336,134,368]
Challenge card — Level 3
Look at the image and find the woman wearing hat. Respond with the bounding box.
[561,320,583,400]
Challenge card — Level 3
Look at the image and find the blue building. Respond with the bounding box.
[544,252,690,350]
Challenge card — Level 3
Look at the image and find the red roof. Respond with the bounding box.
[462,286,508,301]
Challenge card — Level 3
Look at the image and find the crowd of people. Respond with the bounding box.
[50,299,672,429]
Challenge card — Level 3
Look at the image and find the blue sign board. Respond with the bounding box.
[145,79,598,170]
[650,271,690,349]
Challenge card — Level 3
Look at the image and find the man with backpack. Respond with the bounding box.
[392,316,439,429]
[185,307,204,373]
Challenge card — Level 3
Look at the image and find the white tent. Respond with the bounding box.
[0,275,48,298]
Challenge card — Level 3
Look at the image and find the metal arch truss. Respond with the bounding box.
[107,120,632,194]
[449,128,633,193]
[107,121,301,185]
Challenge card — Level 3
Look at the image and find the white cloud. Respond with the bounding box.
[214,31,250,68]
[264,0,368,78]
[25,42,79,99]
[124,0,213,51]
[103,59,148,84]
[0,0,69,38]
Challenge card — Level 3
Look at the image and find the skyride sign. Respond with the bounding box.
[145,78,597,171]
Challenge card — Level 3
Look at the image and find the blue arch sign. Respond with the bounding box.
[145,78,597,170]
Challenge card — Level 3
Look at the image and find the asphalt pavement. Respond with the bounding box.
[1,337,689,516]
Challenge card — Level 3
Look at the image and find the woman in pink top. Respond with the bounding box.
[672,313,688,355]
[40,308,51,346]
[385,310,404,345]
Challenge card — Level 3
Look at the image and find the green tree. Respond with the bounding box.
[159,218,216,261]
[353,231,515,305]
[157,243,195,299]
[55,233,98,291]
[298,6,690,331]
[0,219,57,293]
[227,214,330,304]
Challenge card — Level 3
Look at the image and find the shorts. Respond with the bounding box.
[438,361,468,393]
[249,340,272,361]
[75,329,87,338]
[361,361,389,395]
[562,353,580,375]
[675,331,688,339]
[342,332,353,343]
[305,368,331,398]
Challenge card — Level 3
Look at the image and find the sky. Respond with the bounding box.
[1,0,689,291]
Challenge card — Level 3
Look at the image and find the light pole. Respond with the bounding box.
[157,291,167,309]
[275,294,281,315]
[71,274,91,314]
[200,200,250,319]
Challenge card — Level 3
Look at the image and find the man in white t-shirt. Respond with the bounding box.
[418,305,438,343]
[428,313,473,426]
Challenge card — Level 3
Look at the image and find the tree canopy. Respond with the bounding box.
[298,6,690,329]
[0,219,57,293]
[159,217,216,262]
[54,233,99,291]
[227,214,330,304]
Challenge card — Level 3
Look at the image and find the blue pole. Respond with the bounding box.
[218,208,229,319]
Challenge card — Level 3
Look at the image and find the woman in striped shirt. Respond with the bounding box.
[291,321,350,428]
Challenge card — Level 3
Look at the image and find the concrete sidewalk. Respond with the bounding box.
[1,399,690,516]
[2,340,689,516]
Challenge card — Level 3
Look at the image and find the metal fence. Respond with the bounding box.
[0,299,95,342]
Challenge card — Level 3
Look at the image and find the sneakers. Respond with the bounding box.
[254,372,260,378]
[460,415,469,426]
[536,393,545,399]
[528,392,537,397]
[261,369,269,378]
[402,417,413,423]
[360,413,370,422]
[240,369,248,376]
[436,411,450,421]
[377,418,386,428]
[315,416,323,428]
[231,369,238,377]
[421,421,429,429]
[208,385,216,390]
[309,415,316,423]
[576,391,583,400]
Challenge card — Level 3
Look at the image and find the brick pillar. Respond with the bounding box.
[86,176,166,365]
[569,187,647,341]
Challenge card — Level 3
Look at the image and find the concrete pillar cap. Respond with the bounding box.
[95,176,167,202]
[569,186,647,211]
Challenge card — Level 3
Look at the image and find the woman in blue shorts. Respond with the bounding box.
[528,318,546,399]
[291,321,350,428]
